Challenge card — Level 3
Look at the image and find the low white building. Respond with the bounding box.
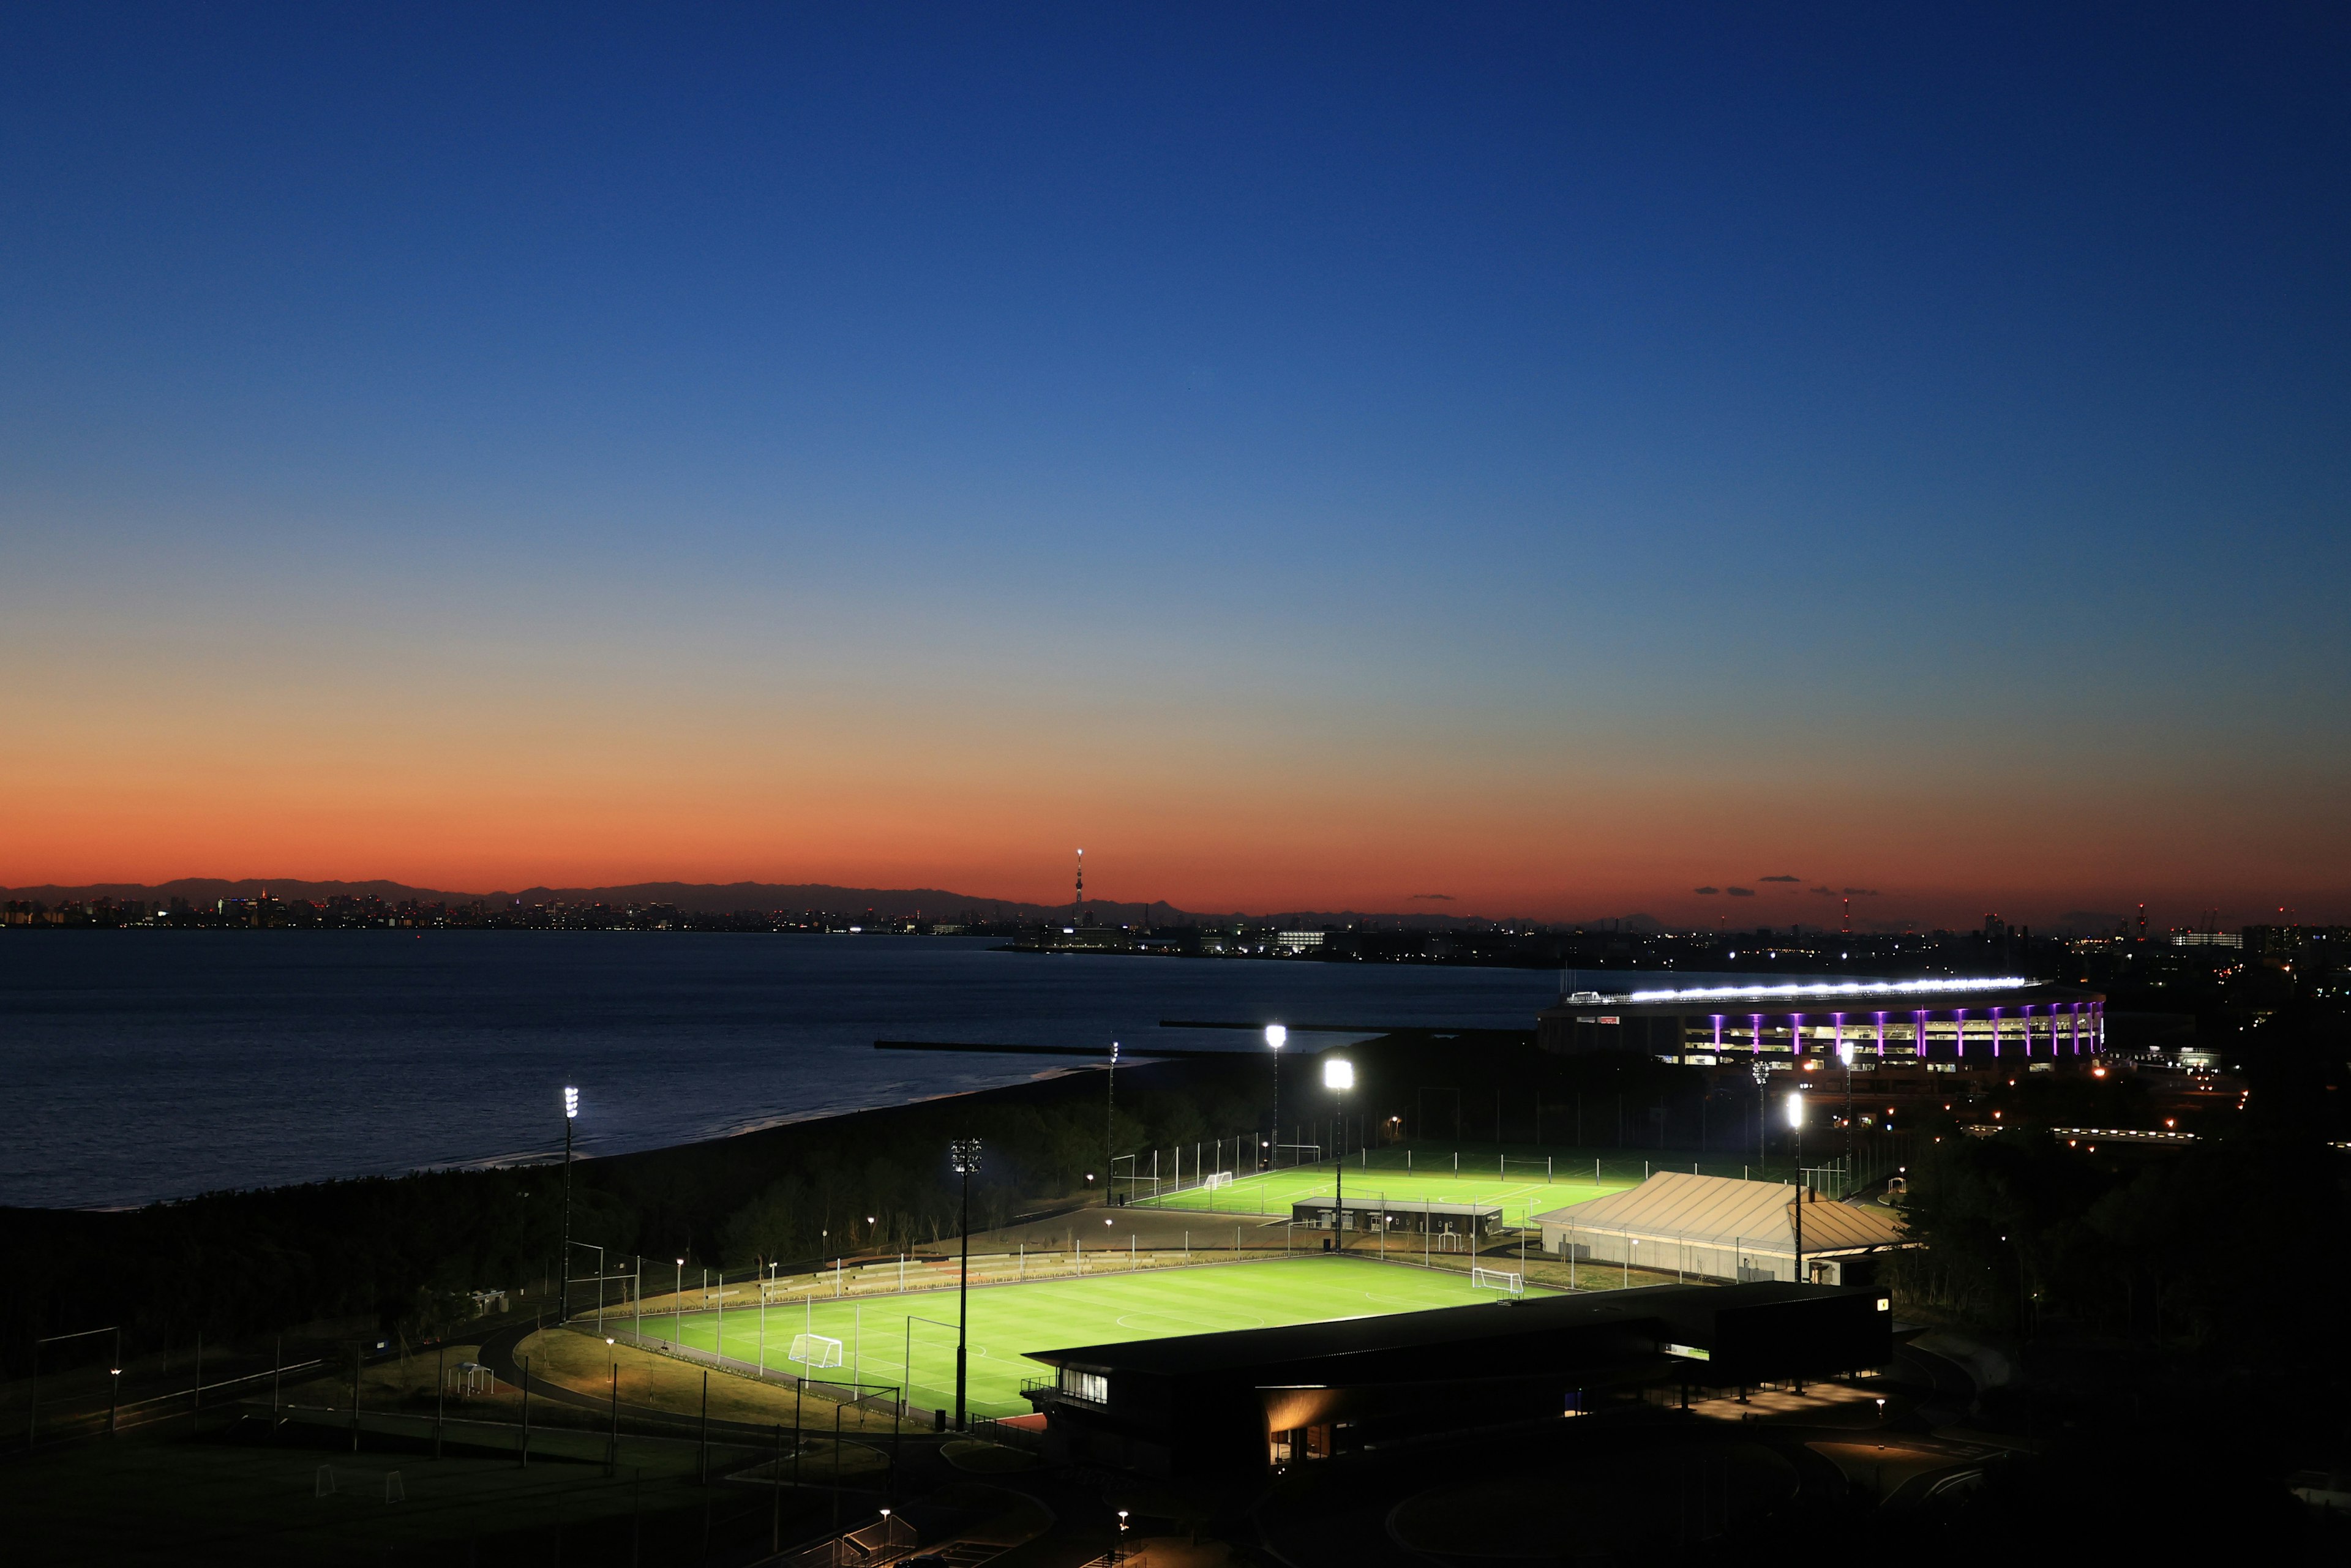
[1531,1170,1911,1286]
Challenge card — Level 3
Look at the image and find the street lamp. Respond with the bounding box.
[560,1086,579,1321]
[950,1138,981,1432]
[1265,1026,1287,1169]
[1324,1058,1353,1251]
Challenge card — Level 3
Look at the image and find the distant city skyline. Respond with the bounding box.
[5,8,2345,928]
[0,872,2328,935]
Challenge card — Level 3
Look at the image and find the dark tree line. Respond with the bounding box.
[0,1056,1275,1374]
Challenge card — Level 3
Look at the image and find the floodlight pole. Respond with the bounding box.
[560,1086,579,1322]
[1787,1093,1807,1284]
[1842,1039,1856,1184]
[1324,1057,1353,1254]
[1749,1060,1770,1174]
[951,1138,981,1432]
[1105,1041,1119,1197]
[1266,1025,1287,1169]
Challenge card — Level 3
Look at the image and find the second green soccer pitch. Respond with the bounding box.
[1131,1163,1637,1229]
[656,1255,1548,1419]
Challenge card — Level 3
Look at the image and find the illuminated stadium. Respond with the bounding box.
[1537,975,2106,1064]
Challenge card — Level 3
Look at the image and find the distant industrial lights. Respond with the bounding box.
[1265,1024,1288,1051]
[563,1086,579,1120]
[1324,1058,1354,1090]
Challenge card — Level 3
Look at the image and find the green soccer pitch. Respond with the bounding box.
[659,1256,1548,1419]
[1130,1163,1637,1230]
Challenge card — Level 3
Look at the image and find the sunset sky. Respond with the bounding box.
[5,6,2347,928]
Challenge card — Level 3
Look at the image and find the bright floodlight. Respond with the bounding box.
[1785,1093,1805,1128]
[1265,1024,1288,1050]
[563,1086,579,1120]
[1323,1057,1354,1090]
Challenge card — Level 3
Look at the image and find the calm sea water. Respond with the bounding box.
[0,932,1559,1209]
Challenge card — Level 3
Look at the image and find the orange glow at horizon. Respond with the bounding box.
[7,601,2342,926]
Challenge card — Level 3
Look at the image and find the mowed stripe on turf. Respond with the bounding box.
[664,1255,1547,1417]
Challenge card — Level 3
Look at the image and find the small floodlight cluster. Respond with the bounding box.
[950,1136,981,1174]
[563,1086,579,1120]
[1264,1024,1287,1050]
[1323,1057,1354,1090]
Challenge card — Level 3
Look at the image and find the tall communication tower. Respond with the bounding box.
[1074,848,1084,921]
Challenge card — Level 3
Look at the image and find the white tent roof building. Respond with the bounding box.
[1531,1170,1912,1287]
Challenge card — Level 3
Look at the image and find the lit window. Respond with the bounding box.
[1060,1368,1108,1405]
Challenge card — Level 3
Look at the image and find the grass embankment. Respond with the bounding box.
[277,1330,904,1444]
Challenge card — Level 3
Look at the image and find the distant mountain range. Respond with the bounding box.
[0,876,1659,931]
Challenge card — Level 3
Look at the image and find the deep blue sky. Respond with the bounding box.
[4,4,2347,926]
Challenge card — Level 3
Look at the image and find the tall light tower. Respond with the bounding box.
[1787,1092,1807,1280]
[950,1138,981,1431]
[1074,849,1084,923]
[1788,1089,1806,1182]
[1265,1025,1287,1169]
[1324,1057,1353,1250]
[1749,1059,1770,1172]
[560,1086,579,1321]
[1104,1041,1120,1196]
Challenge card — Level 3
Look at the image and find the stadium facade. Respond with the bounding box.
[1538,976,2106,1064]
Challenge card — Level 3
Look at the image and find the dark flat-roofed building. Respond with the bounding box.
[1020,1271,1891,1476]
[1285,1195,1501,1241]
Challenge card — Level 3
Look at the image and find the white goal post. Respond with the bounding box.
[1201,1171,1235,1190]
[789,1333,845,1368]
[1470,1267,1524,1297]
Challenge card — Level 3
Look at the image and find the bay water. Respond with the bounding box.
[0,932,1557,1209]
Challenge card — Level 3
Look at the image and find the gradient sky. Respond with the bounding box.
[4,4,2347,928]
